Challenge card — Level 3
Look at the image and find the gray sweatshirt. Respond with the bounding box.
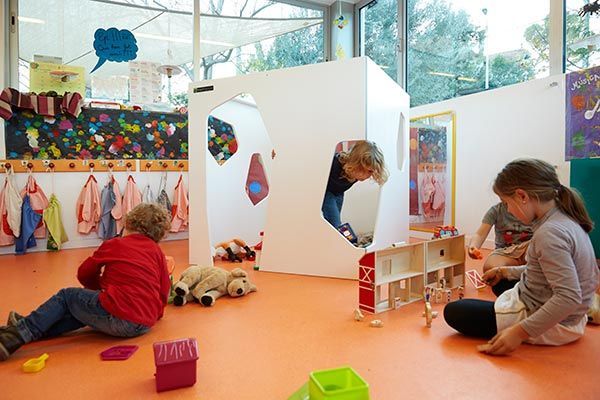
[504,208,599,338]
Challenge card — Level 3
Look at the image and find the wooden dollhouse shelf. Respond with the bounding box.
[377,270,423,285]
[359,235,466,314]
[427,259,464,272]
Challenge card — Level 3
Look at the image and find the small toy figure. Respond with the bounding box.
[422,302,438,328]
[369,319,384,328]
[214,238,256,262]
[354,308,365,321]
[432,225,459,239]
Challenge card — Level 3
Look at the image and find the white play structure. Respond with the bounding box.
[188,57,410,279]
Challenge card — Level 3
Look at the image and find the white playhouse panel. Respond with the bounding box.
[205,99,272,246]
[188,57,409,278]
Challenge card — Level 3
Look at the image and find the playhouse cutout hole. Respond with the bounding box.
[321,140,383,248]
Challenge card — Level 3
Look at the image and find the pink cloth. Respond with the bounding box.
[432,176,446,217]
[170,175,189,233]
[122,175,142,217]
[110,177,124,233]
[20,175,49,238]
[76,175,101,234]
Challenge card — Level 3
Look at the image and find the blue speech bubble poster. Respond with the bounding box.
[91,28,138,73]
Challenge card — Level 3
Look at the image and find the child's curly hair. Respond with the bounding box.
[125,203,171,242]
[340,140,388,185]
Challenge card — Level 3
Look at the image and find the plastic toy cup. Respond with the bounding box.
[308,367,369,400]
[22,353,49,373]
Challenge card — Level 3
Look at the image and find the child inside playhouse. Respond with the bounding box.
[0,203,172,361]
[321,140,388,229]
[467,201,533,296]
[444,159,599,355]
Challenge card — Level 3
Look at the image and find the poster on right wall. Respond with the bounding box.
[565,65,600,160]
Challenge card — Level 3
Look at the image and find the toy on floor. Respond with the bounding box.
[253,232,264,271]
[432,225,459,239]
[100,345,138,361]
[353,308,365,321]
[214,238,256,262]
[153,338,198,392]
[173,265,257,307]
[288,366,370,400]
[466,269,487,290]
[22,353,49,373]
[369,319,384,328]
[422,301,438,328]
[423,281,464,305]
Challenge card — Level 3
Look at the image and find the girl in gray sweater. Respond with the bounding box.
[444,159,599,355]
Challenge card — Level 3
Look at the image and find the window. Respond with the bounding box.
[565,0,600,72]
[199,0,325,80]
[407,0,549,107]
[358,0,399,82]
[16,0,193,106]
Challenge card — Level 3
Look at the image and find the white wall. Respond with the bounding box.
[0,170,189,255]
[410,75,569,248]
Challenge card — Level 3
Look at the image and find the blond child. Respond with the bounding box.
[0,203,171,361]
[322,140,388,228]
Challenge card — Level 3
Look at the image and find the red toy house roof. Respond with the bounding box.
[153,338,199,366]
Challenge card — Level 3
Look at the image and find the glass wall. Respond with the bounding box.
[565,0,600,72]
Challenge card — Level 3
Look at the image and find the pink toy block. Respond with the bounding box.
[153,338,199,392]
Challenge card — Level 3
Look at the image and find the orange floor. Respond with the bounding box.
[0,240,598,400]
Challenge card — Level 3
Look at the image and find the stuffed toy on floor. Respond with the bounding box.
[173,265,257,307]
[213,238,256,262]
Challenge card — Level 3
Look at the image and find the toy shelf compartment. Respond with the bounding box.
[425,235,465,288]
[375,274,424,313]
[374,243,425,285]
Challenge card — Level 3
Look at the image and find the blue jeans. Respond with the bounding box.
[322,191,344,228]
[16,288,150,343]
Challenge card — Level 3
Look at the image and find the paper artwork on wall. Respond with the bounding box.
[565,65,600,160]
[129,61,162,104]
[29,62,86,95]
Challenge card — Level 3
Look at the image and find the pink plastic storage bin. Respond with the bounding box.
[153,338,199,392]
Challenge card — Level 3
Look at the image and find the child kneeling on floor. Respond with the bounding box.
[0,203,172,361]
[444,159,599,355]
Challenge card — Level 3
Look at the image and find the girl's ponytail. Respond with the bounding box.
[556,185,594,233]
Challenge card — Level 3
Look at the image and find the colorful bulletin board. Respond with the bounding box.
[565,65,600,160]
[4,108,188,159]
[409,111,455,232]
[29,62,86,95]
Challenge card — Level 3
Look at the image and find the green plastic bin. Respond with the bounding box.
[308,367,369,400]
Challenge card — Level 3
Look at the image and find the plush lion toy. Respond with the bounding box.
[173,265,257,307]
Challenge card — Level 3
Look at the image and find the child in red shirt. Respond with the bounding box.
[0,203,171,361]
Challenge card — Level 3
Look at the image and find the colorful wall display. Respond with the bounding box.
[566,65,600,160]
[4,108,188,159]
[207,115,238,165]
[409,111,455,232]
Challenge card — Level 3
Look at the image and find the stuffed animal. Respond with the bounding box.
[173,265,257,307]
[213,238,256,262]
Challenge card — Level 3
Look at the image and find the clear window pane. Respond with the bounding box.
[565,1,600,72]
[359,0,399,82]
[18,0,193,106]
[199,1,324,80]
[407,0,549,107]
